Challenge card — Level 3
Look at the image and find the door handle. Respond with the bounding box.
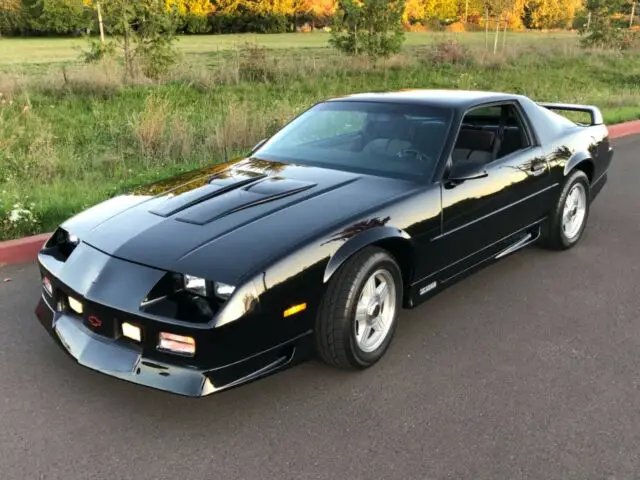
[530,160,546,176]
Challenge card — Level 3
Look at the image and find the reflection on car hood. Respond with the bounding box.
[61,157,418,284]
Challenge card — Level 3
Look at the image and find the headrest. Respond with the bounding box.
[365,118,413,141]
[455,129,495,151]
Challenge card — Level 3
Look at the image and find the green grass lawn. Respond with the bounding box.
[0,31,639,240]
[0,31,578,65]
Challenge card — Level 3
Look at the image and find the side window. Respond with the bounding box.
[452,103,531,165]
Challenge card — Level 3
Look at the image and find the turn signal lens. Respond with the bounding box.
[122,322,142,342]
[158,332,196,356]
[68,296,83,315]
[283,303,307,318]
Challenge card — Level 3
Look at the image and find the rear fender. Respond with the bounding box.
[564,151,594,180]
[323,226,413,283]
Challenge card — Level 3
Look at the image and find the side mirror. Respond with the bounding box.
[448,161,488,182]
[445,162,488,189]
[251,138,267,154]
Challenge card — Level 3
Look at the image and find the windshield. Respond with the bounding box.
[254,101,453,180]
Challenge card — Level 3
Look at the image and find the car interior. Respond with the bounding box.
[326,104,530,169]
[452,104,531,167]
[262,103,531,179]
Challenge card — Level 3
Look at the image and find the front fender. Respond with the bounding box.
[323,226,412,283]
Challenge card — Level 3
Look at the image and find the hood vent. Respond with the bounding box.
[149,172,266,218]
[174,177,316,226]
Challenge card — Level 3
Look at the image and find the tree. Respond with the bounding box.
[0,0,23,36]
[579,0,636,49]
[22,0,92,35]
[425,0,458,22]
[84,0,181,80]
[293,0,337,25]
[524,0,584,29]
[211,0,243,15]
[330,0,406,60]
[403,0,425,22]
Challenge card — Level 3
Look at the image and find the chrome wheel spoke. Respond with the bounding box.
[362,275,377,300]
[359,324,372,342]
[376,281,389,305]
[371,315,385,332]
[561,183,587,240]
[353,268,397,353]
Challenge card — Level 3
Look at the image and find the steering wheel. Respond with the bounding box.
[397,148,430,163]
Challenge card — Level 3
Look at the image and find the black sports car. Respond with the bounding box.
[35,90,613,397]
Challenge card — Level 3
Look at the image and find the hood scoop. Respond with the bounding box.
[173,177,316,226]
[149,171,266,218]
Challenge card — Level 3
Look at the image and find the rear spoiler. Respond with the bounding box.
[537,102,604,126]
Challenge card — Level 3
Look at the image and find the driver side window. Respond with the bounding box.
[452,103,531,167]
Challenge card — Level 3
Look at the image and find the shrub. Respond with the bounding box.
[422,38,474,65]
[403,22,428,32]
[0,198,41,240]
[579,0,638,50]
[236,43,278,83]
[330,0,406,61]
[445,21,466,32]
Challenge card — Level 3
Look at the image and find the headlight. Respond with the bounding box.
[213,282,235,299]
[184,275,207,296]
[45,228,80,260]
[183,275,235,300]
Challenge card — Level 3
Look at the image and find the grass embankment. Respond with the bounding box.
[1,32,639,240]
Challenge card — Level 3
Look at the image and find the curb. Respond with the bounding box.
[1,120,640,268]
[0,233,51,268]
[608,120,640,140]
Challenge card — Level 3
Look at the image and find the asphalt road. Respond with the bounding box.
[1,136,639,480]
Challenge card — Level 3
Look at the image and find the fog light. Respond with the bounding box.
[158,332,195,356]
[42,277,53,296]
[68,296,83,315]
[122,322,142,342]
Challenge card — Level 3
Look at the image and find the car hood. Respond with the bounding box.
[62,157,418,284]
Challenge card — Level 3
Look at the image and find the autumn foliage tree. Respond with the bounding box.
[0,0,23,36]
[2,0,634,36]
[524,0,584,28]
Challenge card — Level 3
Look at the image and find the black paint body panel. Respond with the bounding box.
[34,90,613,396]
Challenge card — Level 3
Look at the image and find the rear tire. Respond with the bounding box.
[539,169,590,250]
[315,247,402,370]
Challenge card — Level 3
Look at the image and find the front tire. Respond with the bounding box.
[315,247,402,370]
[540,169,590,250]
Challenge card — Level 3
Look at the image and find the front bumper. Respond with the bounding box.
[36,296,303,397]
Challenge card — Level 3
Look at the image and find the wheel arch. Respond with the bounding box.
[564,152,594,183]
[323,227,415,291]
